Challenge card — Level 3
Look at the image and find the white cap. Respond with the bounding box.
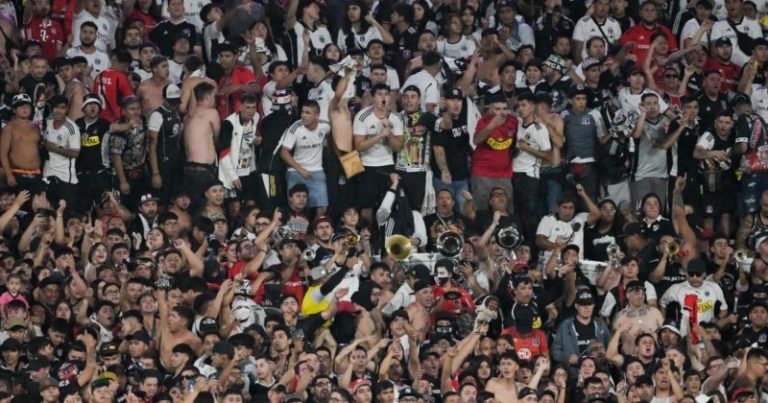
[164,84,181,100]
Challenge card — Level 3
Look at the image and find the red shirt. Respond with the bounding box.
[217,66,257,120]
[24,17,65,62]
[50,0,75,40]
[471,114,517,178]
[619,23,678,67]
[252,265,305,305]
[703,57,741,93]
[500,327,549,362]
[128,10,158,37]
[93,68,135,122]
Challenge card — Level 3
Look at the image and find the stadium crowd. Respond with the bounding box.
[6,0,768,402]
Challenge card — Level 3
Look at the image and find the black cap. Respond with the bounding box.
[750,299,768,312]
[99,342,119,356]
[126,330,151,344]
[412,280,431,293]
[0,338,21,351]
[625,280,645,292]
[635,375,654,387]
[696,0,713,9]
[754,37,768,49]
[518,387,537,399]
[27,356,51,371]
[687,258,706,274]
[567,84,590,98]
[732,93,751,107]
[408,264,432,282]
[622,222,648,238]
[575,290,595,305]
[512,274,533,287]
[714,36,732,47]
[444,88,464,100]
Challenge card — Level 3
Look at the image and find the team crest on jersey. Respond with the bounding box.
[461,45,467,51]
[760,334,767,343]
[581,116,591,125]
[95,59,101,65]
[172,123,180,136]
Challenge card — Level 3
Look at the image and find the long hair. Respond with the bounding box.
[342,1,371,51]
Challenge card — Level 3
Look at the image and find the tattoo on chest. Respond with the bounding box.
[625,307,649,318]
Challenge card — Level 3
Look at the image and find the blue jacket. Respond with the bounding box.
[551,316,612,370]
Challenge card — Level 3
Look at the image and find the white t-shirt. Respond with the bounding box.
[43,118,81,184]
[572,15,622,59]
[711,18,762,66]
[401,70,439,111]
[660,280,726,336]
[536,212,589,261]
[292,22,332,64]
[513,121,551,178]
[262,80,277,117]
[680,18,711,47]
[362,64,401,91]
[281,120,331,172]
[618,87,669,115]
[307,80,333,121]
[336,26,384,54]
[168,59,183,84]
[66,46,111,79]
[437,35,477,59]
[72,11,114,52]
[353,107,404,167]
[751,86,768,123]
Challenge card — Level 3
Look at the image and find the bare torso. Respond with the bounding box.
[160,328,201,368]
[485,378,521,403]
[616,305,664,355]
[183,108,218,164]
[5,119,41,170]
[138,79,166,118]
[406,303,429,341]
[477,53,503,86]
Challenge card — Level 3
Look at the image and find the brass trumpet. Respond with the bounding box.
[734,249,748,263]
[385,234,412,261]
[345,233,360,246]
[302,248,316,261]
[665,241,680,259]
[607,244,620,259]
[497,225,523,250]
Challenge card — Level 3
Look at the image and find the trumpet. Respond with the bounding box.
[497,225,523,250]
[385,234,412,261]
[607,244,620,258]
[734,249,748,263]
[665,241,680,259]
[345,233,360,246]
[302,248,316,261]
[436,231,464,258]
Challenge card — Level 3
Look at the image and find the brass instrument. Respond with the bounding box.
[345,233,360,247]
[607,244,620,259]
[734,249,748,263]
[385,234,412,261]
[497,225,523,250]
[436,231,464,258]
[665,241,680,259]
[302,248,316,261]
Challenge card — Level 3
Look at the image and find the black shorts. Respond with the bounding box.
[701,184,737,217]
[353,165,394,210]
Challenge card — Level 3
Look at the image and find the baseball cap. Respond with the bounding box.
[408,264,432,282]
[518,387,537,399]
[81,94,102,110]
[582,57,601,70]
[349,378,372,393]
[622,222,648,238]
[715,37,732,47]
[27,356,51,371]
[754,37,768,49]
[3,318,25,331]
[567,84,590,98]
[732,93,751,107]
[163,84,181,100]
[11,94,32,108]
[756,235,768,253]
[657,319,681,336]
[0,339,21,351]
[686,258,706,274]
[625,280,645,292]
[445,88,464,100]
[575,290,595,305]
[412,280,431,293]
[313,215,332,227]
[90,378,111,392]
[38,377,59,392]
[99,342,119,356]
[139,193,159,204]
[126,330,151,344]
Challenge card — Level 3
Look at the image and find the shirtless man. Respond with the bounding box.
[137,56,170,118]
[181,81,219,206]
[612,280,664,354]
[485,351,524,403]
[56,58,86,120]
[405,281,434,342]
[0,94,44,194]
[329,65,356,152]
[179,56,216,116]
[476,31,514,88]
[156,293,202,369]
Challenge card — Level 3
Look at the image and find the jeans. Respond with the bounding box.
[433,178,470,213]
[540,165,563,215]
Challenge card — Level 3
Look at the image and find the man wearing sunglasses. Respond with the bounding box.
[659,258,733,337]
